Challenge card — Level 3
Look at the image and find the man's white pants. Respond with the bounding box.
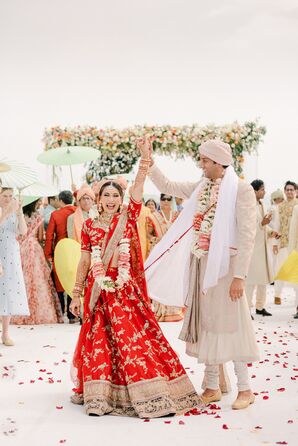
[204,363,249,392]
[245,284,266,311]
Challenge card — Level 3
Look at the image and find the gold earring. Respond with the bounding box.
[98,201,102,212]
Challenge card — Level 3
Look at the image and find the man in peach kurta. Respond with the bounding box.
[145,140,259,410]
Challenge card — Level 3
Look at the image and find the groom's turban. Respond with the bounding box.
[199,139,233,166]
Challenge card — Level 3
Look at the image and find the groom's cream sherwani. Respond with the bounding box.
[148,164,259,364]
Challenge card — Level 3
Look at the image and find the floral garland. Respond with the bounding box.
[91,238,131,293]
[42,120,266,178]
[191,179,221,259]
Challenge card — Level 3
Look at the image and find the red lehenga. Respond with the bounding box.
[72,198,201,418]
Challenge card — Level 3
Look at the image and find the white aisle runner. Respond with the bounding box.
[0,287,297,446]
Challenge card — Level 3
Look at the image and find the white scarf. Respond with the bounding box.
[145,166,239,306]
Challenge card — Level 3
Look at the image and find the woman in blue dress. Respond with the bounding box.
[0,188,29,346]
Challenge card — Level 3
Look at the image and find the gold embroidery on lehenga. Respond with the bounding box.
[81,375,202,417]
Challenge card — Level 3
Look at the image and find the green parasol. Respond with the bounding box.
[21,181,59,208]
[37,146,99,183]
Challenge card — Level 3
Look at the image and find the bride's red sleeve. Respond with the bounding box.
[127,197,142,226]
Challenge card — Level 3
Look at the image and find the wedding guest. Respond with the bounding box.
[175,197,184,212]
[269,189,284,281]
[11,199,63,325]
[245,180,274,317]
[44,190,76,322]
[145,198,158,213]
[43,196,60,230]
[273,181,298,305]
[147,193,183,322]
[69,138,201,417]
[67,185,95,243]
[0,188,29,345]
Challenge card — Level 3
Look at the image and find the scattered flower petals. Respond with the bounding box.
[222,424,229,430]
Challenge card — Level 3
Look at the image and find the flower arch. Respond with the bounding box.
[42,120,266,181]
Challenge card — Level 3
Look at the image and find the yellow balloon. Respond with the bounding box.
[54,239,81,298]
[275,250,298,284]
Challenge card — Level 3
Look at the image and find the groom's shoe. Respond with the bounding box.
[256,308,272,316]
[200,389,222,405]
[232,392,255,410]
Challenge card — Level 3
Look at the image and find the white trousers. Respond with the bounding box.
[205,362,250,392]
[245,284,267,310]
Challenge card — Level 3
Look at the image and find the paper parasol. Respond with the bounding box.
[275,250,298,284]
[0,159,37,190]
[54,238,81,298]
[37,146,99,183]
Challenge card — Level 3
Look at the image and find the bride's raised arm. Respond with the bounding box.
[130,137,152,203]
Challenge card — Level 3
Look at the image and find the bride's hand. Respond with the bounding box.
[70,297,81,317]
[136,136,152,160]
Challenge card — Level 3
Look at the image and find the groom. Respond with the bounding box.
[145,139,259,410]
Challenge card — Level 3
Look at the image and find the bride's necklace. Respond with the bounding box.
[98,212,114,232]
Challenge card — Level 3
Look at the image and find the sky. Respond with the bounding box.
[0,0,297,198]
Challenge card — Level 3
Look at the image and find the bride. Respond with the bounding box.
[70,137,202,418]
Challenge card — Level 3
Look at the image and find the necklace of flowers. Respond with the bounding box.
[191,178,221,259]
[91,237,131,293]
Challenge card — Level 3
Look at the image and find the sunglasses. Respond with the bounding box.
[161,197,172,201]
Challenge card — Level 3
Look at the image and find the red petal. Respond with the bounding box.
[277,388,285,392]
[287,420,293,424]
[56,406,63,410]
[164,421,171,424]
[222,424,229,430]
[179,421,185,425]
[263,396,269,400]
[255,426,263,429]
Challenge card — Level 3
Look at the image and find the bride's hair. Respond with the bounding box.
[99,181,124,199]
